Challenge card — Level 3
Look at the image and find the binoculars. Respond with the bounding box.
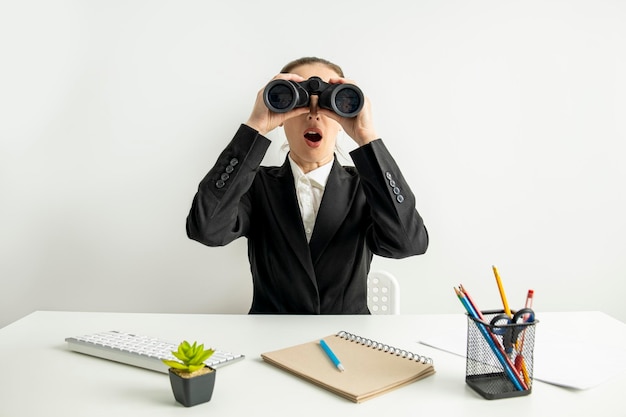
[263,76,364,118]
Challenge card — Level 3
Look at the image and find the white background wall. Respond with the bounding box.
[2,0,625,328]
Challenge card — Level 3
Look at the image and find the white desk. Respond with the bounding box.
[0,311,624,416]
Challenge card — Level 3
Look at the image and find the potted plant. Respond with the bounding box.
[162,340,216,407]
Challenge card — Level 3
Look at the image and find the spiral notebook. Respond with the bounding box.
[260,331,435,403]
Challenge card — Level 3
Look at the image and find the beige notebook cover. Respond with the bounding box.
[261,331,435,403]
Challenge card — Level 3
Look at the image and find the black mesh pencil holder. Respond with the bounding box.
[465,309,538,400]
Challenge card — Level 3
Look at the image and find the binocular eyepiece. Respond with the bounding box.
[263,76,364,118]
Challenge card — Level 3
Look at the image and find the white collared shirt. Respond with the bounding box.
[288,155,333,242]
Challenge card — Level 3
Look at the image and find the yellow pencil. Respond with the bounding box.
[492,265,512,317]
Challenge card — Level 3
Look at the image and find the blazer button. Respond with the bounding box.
[385,172,392,180]
[230,158,239,166]
[393,187,400,195]
[389,179,396,187]
[216,179,226,189]
[221,173,230,181]
[396,195,404,203]
[225,165,234,173]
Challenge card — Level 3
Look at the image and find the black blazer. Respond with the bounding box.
[187,124,428,314]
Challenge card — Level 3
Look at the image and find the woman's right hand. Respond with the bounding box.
[244,73,310,136]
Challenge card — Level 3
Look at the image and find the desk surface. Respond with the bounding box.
[1,311,624,416]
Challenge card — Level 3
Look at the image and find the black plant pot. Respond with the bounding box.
[168,367,216,407]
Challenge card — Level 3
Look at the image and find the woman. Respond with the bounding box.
[186,57,428,314]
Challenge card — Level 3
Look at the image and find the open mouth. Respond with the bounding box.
[304,129,323,143]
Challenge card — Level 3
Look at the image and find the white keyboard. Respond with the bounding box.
[65,330,245,373]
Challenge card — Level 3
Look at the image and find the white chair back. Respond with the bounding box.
[367,270,400,315]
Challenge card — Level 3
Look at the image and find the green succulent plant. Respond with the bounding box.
[162,340,215,373]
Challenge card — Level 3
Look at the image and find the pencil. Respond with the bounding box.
[492,265,512,317]
[458,285,528,389]
[454,286,527,391]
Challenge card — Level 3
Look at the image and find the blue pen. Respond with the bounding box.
[319,339,345,372]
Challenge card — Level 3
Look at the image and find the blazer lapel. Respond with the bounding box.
[266,158,317,279]
[309,159,358,265]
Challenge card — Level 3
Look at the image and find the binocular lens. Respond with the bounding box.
[333,87,362,116]
[266,83,296,111]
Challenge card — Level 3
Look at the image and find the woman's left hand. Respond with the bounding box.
[318,77,378,146]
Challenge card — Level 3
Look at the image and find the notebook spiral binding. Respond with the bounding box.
[337,330,434,364]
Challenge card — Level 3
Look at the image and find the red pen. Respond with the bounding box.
[515,289,535,385]
[525,289,534,308]
[524,289,534,320]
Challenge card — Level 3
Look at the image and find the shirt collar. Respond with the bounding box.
[288,154,333,189]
